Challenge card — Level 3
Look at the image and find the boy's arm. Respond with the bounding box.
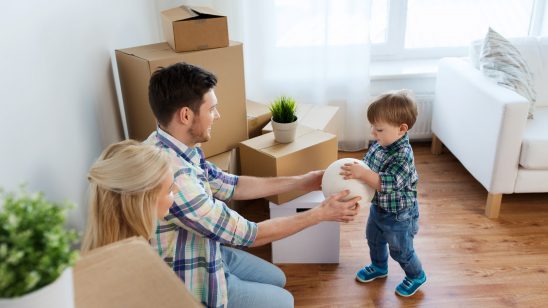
[341,163,381,190]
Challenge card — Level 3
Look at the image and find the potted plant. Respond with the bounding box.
[269,95,298,143]
[0,187,78,308]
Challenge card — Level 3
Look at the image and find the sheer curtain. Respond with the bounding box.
[174,0,372,151]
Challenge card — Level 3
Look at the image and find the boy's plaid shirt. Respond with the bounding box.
[364,133,418,213]
[145,128,258,308]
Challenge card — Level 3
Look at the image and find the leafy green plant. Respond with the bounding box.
[0,187,79,298]
[269,96,297,123]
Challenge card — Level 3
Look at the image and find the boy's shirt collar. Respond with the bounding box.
[382,133,409,151]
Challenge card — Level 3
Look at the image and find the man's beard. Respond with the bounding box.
[189,120,210,144]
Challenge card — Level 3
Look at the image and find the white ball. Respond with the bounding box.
[321,158,375,207]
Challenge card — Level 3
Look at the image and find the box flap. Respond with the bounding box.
[246,99,271,119]
[262,104,339,133]
[162,6,198,21]
[241,125,315,151]
[240,126,336,159]
[189,6,225,17]
[304,105,340,130]
[162,5,224,22]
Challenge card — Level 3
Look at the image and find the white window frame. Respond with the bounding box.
[371,0,547,61]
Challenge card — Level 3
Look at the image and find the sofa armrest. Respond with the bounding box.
[432,58,530,193]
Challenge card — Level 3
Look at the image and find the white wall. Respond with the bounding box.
[0,1,163,230]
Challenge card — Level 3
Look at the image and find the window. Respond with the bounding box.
[372,0,544,60]
[274,0,369,47]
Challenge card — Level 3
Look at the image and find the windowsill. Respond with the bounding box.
[370,59,440,80]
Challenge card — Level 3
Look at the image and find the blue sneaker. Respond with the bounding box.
[395,272,426,297]
[355,264,388,283]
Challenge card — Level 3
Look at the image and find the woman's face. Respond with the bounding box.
[156,171,175,219]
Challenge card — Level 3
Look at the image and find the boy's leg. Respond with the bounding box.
[383,204,426,296]
[222,246,293,307]
[366,205,389,269]
[384,205,423,279]
[356,205,389,283]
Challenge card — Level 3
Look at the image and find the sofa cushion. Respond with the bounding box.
[520,107,548,169]
[471,35,548,107]
[479,28,537,119]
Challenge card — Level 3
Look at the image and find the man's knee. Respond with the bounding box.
[269,265,287,287]
[276,288,294,308]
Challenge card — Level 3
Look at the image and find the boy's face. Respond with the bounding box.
[370,121,408,147]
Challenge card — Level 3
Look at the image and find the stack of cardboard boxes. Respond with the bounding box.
[112,6,344,293]
[115,5,246,165]
[240,108,343,264]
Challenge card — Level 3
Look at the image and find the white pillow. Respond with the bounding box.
[479,28,536,119]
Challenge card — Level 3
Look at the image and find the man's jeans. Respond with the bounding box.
[366,203,423,279]
[222,246,293,308]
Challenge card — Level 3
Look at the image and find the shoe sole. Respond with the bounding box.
[395,280,426,297]
[355,273,388,283]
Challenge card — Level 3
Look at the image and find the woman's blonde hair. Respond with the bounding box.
[81,139,171,253]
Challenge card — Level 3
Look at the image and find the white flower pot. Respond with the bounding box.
[0,267,74,308]
[271,117,298,143]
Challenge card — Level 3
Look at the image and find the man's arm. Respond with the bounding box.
[232,170,323,201]
[250,190,360,247]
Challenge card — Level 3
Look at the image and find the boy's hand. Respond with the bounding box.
[340,162,367,181]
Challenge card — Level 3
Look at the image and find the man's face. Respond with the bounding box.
[189,89,220,144]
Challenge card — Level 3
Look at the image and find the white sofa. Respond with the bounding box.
[432,36,548,218]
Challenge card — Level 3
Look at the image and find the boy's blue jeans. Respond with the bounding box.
[366,202,423,279]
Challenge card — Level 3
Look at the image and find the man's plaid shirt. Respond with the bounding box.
[364,133,418,213]
[145,128,258,308]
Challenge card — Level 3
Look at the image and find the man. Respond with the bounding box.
[145,62,360,308]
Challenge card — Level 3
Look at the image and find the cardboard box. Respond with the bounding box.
[246,99,271,138]
[161,6,228,52]
[262,104,341,136]
[115,41,247,158]
[74,237,202,308]
[208,148,240,209]
[239,126,337,204]
[270,191,339,263]
[207,148,239,174]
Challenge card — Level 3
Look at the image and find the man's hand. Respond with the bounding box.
[298,170,324,192]
[315,190,361,223]
[340,162,367,181]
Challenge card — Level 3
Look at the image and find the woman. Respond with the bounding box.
[81,139,175,252]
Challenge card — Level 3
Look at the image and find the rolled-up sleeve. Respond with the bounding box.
[166,169,257,247]
[205,161,239,202]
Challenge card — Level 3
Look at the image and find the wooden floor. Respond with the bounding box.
[238,142,548,308]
